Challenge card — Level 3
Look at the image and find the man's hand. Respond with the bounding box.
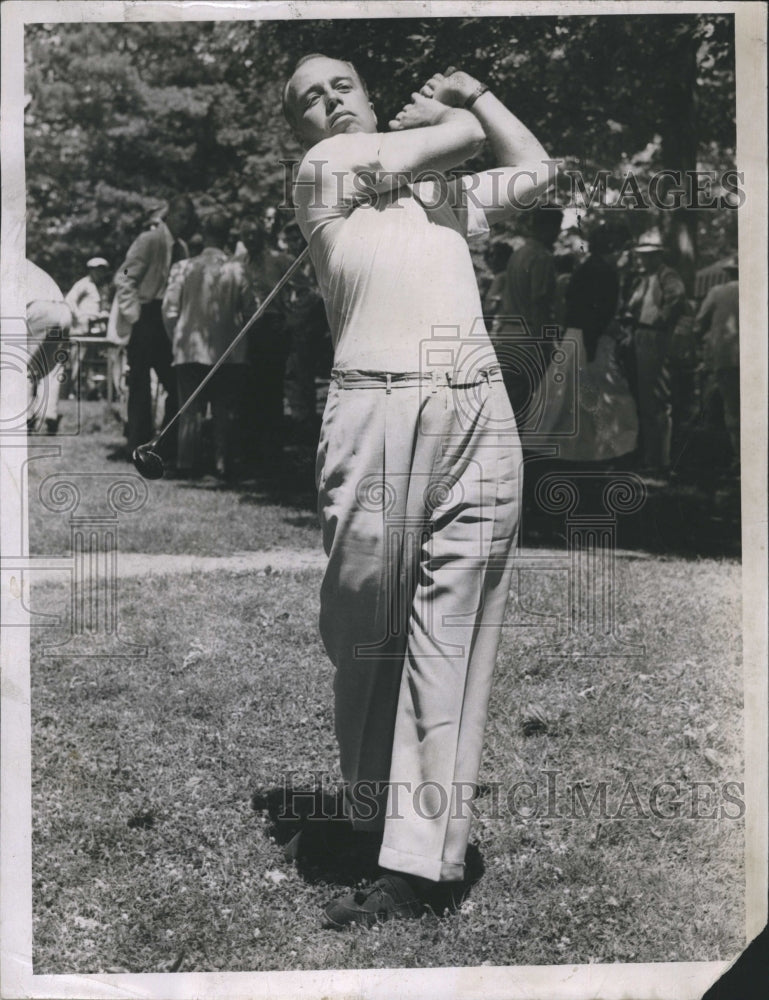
[388,92,455,131]
[418,67,481,108]
[380,63,551,225]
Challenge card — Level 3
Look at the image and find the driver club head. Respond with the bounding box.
[132,444,165,480]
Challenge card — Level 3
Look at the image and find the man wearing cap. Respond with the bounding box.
[65,258,112,396]
[626,230,686,476]
[282,54,551,928]
[114,195,197,462]
[694,258,740,470]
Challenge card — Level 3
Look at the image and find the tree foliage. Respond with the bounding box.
[24,14,736,291]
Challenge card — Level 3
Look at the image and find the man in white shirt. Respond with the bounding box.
[283,55,551,927]
[65,257,112,396]
[66,257,112,335]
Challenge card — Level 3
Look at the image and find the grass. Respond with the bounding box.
[26,400,741,559]
[30,558,744,973]
[24,397,745,974]
[26,401,321,556]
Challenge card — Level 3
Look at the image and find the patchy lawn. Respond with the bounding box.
[26,400,321,557]
[30,554,744,973]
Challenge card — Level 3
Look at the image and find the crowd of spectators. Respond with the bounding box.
[27,198,739,485]
[27,198,327,481]
[481,212,740,482]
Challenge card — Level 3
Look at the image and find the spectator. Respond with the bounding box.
[26,260,73,435]
[626,229,686,478]
[238,218,294,473]
[114,194,197,462]
[530,227,638,462]
[162,209,250,479]
[187,233,205,258]
[482,241,513,328]
[282,221,327,443]
[262,205,280,248]
[565,227,619,362]
[495,206,564,429]
[65,256,112,396]
[553,252,575,331]
[694,257,740,471]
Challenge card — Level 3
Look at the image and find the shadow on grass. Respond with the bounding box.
[171,446,319,513]
[172,442,740,559]
[250,784,485,915]
[521,445,741,560]
[103,402,740,559]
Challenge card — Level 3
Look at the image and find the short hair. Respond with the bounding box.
[167,194,196,221]
[282,52,368,127]
[201,209,230,245]
[486,241,513,272]
[531,206,564,242]
[238,219,267,258]
[588,225,613,256]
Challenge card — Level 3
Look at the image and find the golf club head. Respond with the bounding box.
[132,445,165,480]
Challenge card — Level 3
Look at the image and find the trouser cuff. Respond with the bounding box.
[378,844,464,882]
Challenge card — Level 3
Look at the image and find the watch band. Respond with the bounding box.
[464,84,489,109]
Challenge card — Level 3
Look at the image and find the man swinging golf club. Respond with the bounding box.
[282,54,552,928]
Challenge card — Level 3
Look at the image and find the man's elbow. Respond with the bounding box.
[499,160,556,210]
[523,155,557,196]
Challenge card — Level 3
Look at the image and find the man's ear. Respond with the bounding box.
[290,123,307,148]
[370,102,378,125]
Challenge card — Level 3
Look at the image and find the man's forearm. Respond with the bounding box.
[114,251,148,325]
[423,70,550,175]
[379,105,485,176]
[114,277,141,325]
[419,69,554,216]
[469,90,550,175]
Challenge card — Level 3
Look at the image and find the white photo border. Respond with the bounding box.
[1,2,766,998]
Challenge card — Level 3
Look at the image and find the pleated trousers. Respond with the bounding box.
[316,367,522,881]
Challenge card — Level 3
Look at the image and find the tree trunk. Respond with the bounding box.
[660,30,699,295]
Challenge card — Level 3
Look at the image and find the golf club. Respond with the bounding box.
[132,245,310,480]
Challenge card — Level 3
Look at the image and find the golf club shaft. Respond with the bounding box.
[146,245,311,451]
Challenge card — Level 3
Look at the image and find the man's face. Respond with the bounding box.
[89,266,110,287]
[262,207,277,232]
[287,56,377,147]
[166,205,196,241]
[638,251,662,274]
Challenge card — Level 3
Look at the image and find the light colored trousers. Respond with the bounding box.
[316,368,522,881]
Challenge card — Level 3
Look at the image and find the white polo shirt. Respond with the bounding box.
[294,133,490,373]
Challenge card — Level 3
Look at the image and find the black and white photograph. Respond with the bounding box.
[1,1,766,998]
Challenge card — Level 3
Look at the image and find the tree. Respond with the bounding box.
[24,14,736,293]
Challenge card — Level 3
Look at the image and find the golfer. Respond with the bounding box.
[283,54,551,927]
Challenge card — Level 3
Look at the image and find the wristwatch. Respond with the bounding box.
[464,83,489,109]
